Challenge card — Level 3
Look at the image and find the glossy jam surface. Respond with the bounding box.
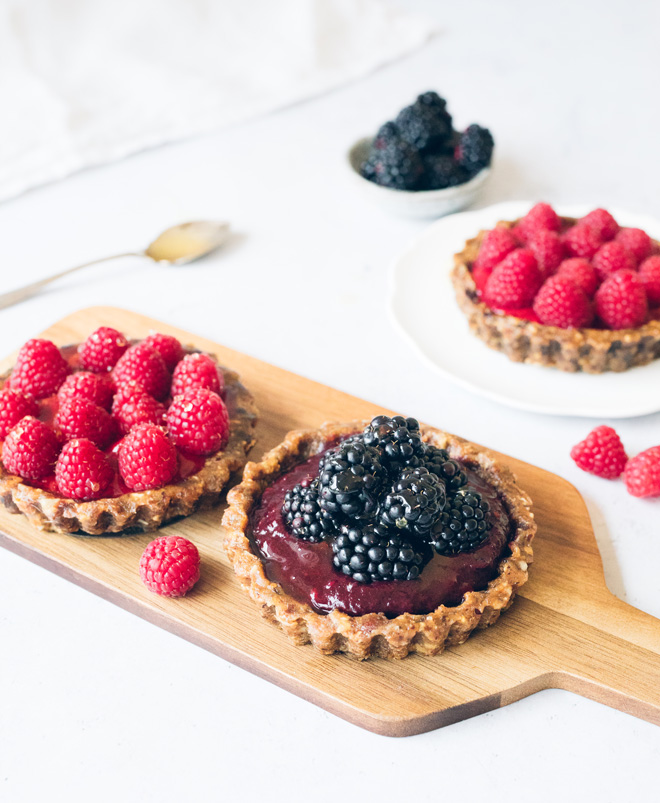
[3,343,233,498]
[249,450,511,617]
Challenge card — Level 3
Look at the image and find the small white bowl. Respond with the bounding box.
[347,136,491,219]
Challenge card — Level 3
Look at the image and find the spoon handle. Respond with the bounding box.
[0,252,145,311]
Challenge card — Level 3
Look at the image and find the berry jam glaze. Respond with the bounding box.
[1,343,234,498]
[249,450,511,617]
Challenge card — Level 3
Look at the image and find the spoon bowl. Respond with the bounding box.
[145,221,231,265]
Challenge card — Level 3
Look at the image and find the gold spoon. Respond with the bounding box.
[0,220,231,311]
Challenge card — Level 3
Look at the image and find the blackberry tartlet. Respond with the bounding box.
[222,416,536,660]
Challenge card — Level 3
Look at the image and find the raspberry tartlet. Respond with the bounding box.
[452,204,660,372]
[222,416,535,660]
[0,329,257,535]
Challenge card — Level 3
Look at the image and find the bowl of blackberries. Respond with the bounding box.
[348,92,494,218]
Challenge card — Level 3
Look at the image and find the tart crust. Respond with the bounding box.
[0,360,258,536]
[222,420,536,660]
[451,217,660,373]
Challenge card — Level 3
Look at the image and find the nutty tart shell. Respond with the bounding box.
[452,217,660,373]
[222,420,536,661]
[0,360,258,536]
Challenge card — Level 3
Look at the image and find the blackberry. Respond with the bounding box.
[282,479,335,542]
[318,440,386,523]
[422,444,468,491]
[395,98,453,153]
[362,415,425,473]
[372,121,400,149]
[422,154,468,190]
[455,124,494,176]
[332,523,429,584]
[360,135,424,191]
[380,466,446,536]
[416,91,448,111]
[430,489,492,555]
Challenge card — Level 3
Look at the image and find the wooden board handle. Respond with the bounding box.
[537,597,660,725]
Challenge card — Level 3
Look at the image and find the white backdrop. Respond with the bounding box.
[1,0,659,801]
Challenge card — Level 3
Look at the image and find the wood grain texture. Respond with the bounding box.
[1,306,659,737]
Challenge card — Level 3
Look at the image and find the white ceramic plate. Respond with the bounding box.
[390,201,660,418]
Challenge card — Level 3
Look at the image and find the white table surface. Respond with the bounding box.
[2,1,660,800]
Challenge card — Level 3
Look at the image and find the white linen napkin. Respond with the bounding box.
[0,0,434,202]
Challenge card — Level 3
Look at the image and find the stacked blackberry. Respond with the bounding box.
[360,92,494,192]
[282,415,493,584]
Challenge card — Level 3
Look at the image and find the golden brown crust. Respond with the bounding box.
[451,218,660,373]
[222,420,536,660]
[0,362,258,536]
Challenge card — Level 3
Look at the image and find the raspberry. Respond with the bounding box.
[171,353,224,398]
[595,270,648,329]
[2,416,60,480]
[78,327,129,373]
[624,447,660,498]
[9,339,69,400]
[562,223,603,259]
[580,209,619,241]
[57,371,115,411]
[0,389,39,440]
[509,225,527,245]
[615,228,652,265]
[55,438,114,501]
[471,263,493,292]
[143,333,184,372]
[111,382,145,416]
[474,227,517,272]
[115,392,166,435]
[113,343,170,401]
[639,256,660,306]
[118,423,178,491]
[592,241,635,279]
[518,203,561,242]
[483,249,542,309]
[556,258,599,297]
[166,388,229,455]
[570,426,627,479]
[56,397,117,449]
[532,276,593,328]
[139,535,200,597]
[527,229,564,276]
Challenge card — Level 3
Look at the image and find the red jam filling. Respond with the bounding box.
[3,343,233,498]
[249,450,512,618]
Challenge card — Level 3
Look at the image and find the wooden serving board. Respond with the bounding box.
[1,306,660,737]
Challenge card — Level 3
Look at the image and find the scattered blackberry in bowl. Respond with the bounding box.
[360,133,425,191]
[349,91,494,216]
[455,124,495,177]
[395,95,453,153]
[422,154,468,190]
